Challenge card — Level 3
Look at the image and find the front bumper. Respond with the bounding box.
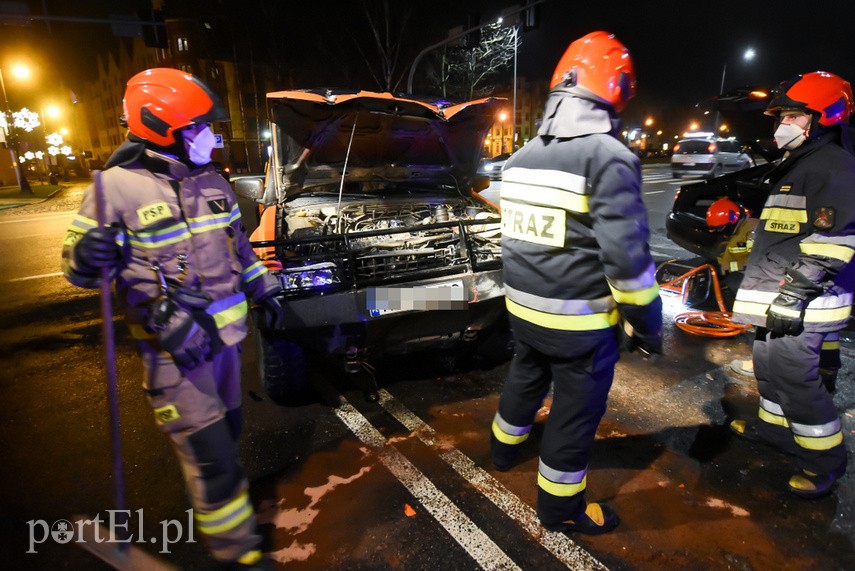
[271,269,506,357]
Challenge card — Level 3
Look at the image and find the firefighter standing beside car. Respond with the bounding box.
[490,31,662,535]
[61,68,284,569]
[730,71,855,498]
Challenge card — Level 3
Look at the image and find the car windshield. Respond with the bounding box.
[675,140,713,154]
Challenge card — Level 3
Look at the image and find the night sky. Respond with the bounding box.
[2,0,853,137]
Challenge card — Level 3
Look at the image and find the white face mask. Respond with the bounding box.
[773,122,808,150]
[185,125,216,165]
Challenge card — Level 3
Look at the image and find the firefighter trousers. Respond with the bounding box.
[138,341,260,563]
[492,321,618,527]
[752,328,847,477]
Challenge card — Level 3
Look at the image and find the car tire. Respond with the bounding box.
[255,328,314,406]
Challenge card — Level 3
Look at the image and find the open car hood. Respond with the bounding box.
[267,90,505,194]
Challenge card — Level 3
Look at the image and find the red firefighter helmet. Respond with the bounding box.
[706,198,745,230]
[122,68,228,147]
[549,31,636,113]
[764,71,853,127]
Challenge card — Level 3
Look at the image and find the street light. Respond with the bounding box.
[0,65,32,193]
[715,48,756,130]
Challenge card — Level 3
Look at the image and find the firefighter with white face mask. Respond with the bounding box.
[730,71,855,499]
[490,31,662,535]
[62,68,284,569]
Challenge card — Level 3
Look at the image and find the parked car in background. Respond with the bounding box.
[671,133,755,179]
[666,87,784,271]
[234,90,508,403]
[478,152,511,180]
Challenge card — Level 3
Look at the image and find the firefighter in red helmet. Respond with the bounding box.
[730,71,855,498]
[490,31,661,535]
[62,68,283,568]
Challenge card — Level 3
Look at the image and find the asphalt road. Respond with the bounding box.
[1,170,854,570]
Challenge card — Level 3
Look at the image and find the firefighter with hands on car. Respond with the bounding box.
[490,31,662,535]
[61,68,284,569]
[730,71,855,499]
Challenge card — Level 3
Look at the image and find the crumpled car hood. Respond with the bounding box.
[267,90,505,193]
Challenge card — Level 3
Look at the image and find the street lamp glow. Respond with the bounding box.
[11,64,31,79]
[45,105,60,118]
[645,117,654,127]
[743,48,756,61]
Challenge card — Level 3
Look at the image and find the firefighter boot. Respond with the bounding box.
[220,549,271,570]
[788,468,844,499]
[543,503,620,536]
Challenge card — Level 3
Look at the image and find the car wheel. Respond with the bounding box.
[255,328,314,406]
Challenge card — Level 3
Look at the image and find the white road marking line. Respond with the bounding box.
[5,271,64,282]
[376,389,608,571]
[333,397,521,571]
[0,212,74,224]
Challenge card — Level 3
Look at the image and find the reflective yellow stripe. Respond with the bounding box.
[609,282,660,306]
[506,298,618,331]
[794,431,844,451]
[759,207,807,222]
[800,243,855,263]
[735,299,851,324]
[492,420,529,445]
[197,503,254,535]
[537,473,587,497]
[822,340,840,350]
[804,306,851,323]
[501,183,589,213]
[195,491,254,535]
[211,299,248,329]
[758,406,789,428]
[195,492,250,522]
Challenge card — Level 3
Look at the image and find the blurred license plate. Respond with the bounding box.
[367,280,467,316]
[684,162,695,166]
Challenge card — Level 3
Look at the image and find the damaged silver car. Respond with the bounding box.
[235,90,507,403]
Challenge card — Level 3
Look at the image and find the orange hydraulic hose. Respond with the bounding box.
[657,262,752,337]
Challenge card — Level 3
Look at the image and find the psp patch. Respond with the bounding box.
[207,198,229,214]
[813,207,835,230]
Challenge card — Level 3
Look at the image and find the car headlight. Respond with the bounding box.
[281,262,341,293]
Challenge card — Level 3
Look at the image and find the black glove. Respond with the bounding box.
[766,269,823,336]
[148,298,212,370]
[620,320,663,359]
[257,294,286,330]
[74,227,122,273]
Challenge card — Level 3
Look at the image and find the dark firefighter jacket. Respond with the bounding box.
[500,94,660,337]
[733,130,855,332]
[61,149,281,346]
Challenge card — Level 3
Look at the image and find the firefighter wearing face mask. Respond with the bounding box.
[730,71,855,499]
[61,68,284,569]
[490,31,662,535]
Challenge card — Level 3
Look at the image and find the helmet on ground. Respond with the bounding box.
[764,71,852,127]
[123,68,228,147]
[549,31,636,113]
[706,198,745,231]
